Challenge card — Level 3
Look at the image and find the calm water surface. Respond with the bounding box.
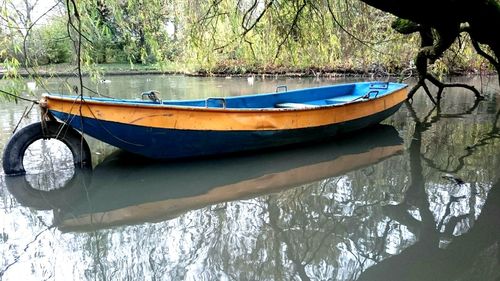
[0,75,499,280]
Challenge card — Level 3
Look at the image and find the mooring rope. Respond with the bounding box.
[0,89,41,134]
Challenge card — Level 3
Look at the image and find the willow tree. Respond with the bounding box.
[187,0,418,74]
[190,0,498,100]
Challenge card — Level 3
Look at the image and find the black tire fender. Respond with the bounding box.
[2,121,92,176]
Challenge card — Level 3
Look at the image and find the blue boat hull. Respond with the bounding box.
[50,101,403,159]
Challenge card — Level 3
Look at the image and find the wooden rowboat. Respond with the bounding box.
[41,81,407,159]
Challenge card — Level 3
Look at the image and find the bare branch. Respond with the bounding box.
[274,0,307,62]
[241,0,259,31]
[471,38,500,74]
[241,0,274,37]
[326,0,387,55]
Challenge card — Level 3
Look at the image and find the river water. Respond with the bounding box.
[0,75,499,280]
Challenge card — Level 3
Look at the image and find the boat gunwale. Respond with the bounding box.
[42,83,408,113]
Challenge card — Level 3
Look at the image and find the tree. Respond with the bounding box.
[190,0,498,100]
[359,0,500,99]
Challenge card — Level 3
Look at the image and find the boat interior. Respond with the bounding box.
[55,81,405,110]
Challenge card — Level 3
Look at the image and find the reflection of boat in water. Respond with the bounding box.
[7,125,403,232]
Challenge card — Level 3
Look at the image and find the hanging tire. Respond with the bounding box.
[2,121,92,176]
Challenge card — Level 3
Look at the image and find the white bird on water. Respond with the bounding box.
[247,75,255,85]
[99,79,111,84]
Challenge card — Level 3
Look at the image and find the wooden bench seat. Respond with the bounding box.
[325,95,360,103]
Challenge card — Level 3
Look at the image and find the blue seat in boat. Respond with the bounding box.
[275,103,320,109]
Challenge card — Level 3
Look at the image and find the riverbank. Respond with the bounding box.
[0,62,494,79]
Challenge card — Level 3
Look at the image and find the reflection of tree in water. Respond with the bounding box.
[183,98,500,281]
[415,100,496,238]
[75,97,500,281]
[358,99,500,281]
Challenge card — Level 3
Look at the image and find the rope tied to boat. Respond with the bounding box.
[0,89,39,104]
[38,96,57,138]
[39,97,56,121]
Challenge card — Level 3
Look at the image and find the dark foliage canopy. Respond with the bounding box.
[361,0,500,95]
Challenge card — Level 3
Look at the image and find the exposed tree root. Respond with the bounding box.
[408,74,484,103]
[393,21,486,103]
